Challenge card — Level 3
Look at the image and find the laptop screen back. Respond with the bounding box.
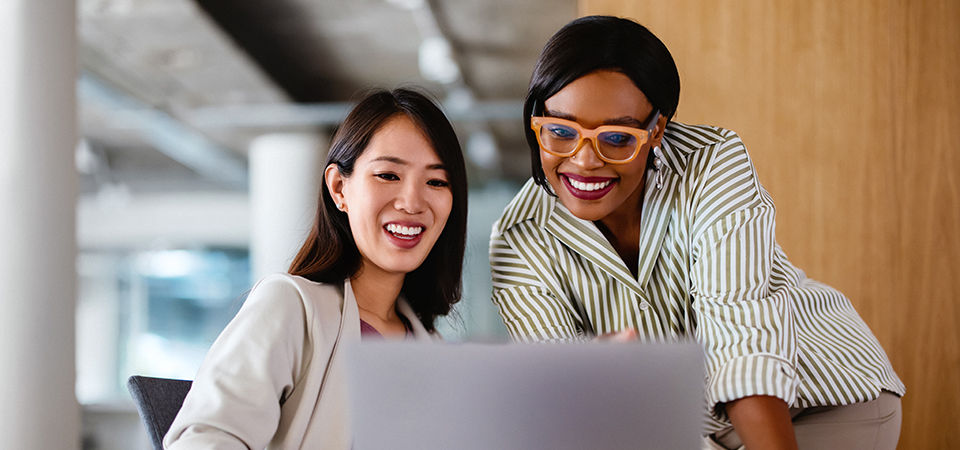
[347,342,704,450]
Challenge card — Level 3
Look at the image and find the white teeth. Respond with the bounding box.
[567,177,612,191]
[385,224,424,237]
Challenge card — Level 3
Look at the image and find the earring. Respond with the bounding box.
[336,202,347,212]
[652,145,664,190]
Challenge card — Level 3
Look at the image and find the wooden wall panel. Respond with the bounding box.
[580,1,960,448]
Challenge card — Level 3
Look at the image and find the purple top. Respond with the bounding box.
[359,318,414,340]
[359,319,382,339]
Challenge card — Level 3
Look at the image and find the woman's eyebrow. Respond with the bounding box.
[371,156,445,171]
[604,116,644,127]
[544,109,577,121]
[544,109,643,127]
[371,156,407,165]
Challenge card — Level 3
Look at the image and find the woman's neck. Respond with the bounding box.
[596,217,641,278]
[596,175,646,277]
[350,263,405,328]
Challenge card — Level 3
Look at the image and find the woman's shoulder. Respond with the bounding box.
[247,273,345,316]
[662,121,755,178]
[256,272,340,291]
[252,272,337,295]
[663,121,739,150]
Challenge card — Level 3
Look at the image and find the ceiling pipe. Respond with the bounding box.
[386,0,503,170]
[179,100,522,129]
[78,72,248,188]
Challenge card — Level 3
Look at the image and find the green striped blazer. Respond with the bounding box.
[489,121,905,432]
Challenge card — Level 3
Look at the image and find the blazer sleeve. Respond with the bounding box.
[489,224,585,342]
[687,132,799,420]
[164,276,311,449]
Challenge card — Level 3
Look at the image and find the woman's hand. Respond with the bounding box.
[595,328,638,342]
[726,395,798,450]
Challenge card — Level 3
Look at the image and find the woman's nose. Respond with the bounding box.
[569,138,604,169]
[393,181,426,214]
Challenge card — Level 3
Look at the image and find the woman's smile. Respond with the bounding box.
[560,172,617,200]
[383,221,426,248]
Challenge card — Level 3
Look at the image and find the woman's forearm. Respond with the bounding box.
[725,395,798,450]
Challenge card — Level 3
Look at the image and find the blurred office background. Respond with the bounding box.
[1,0,957,449]
[70,0,576,448]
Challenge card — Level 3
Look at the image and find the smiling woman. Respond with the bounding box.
[491,16,905,450]
[326,115,454,279]
[164,88,468,449]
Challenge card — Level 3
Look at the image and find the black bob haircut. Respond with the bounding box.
[289,88,468,333]
[524,16,681,188]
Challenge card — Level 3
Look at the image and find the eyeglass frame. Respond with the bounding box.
[529,109,661,164]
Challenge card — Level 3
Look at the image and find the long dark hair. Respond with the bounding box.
[289,88,467,332]
[524,16,681,188]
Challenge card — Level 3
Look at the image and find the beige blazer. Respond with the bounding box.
[164,273,432,449]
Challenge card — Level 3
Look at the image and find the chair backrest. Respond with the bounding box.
[127,375,193,450]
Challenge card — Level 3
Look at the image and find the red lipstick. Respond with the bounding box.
[382,222,425,249]
[560,173,617,200]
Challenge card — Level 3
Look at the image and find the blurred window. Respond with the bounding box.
[77,248,250,404]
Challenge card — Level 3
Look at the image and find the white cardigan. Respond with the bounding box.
[164,273,432,449]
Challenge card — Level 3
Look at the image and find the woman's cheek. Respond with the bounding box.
[432,192,453,231]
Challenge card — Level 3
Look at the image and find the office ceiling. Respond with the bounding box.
[78,0,577,195]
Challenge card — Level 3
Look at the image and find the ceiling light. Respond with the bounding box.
[384,0,425,11]
[418,37,460,84]
[467,130,499,170]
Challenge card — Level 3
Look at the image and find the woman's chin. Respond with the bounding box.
[568,207,608,222]
[556,193,612,222]
[381,253,432,275]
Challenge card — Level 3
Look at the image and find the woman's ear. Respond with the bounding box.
[651,115,669,148]
[324,163,348,212]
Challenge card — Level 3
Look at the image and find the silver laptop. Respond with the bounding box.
[346,342,704,450]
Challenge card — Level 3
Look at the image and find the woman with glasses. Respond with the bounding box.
[165,88,467,449]
[490,16,903,450]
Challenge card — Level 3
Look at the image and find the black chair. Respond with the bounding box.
[127,375,193,450]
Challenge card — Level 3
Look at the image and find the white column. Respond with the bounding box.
[0,1,79,449]
[249,133,326,282]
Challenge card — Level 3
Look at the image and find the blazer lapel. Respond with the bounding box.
[341,278,361,341]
